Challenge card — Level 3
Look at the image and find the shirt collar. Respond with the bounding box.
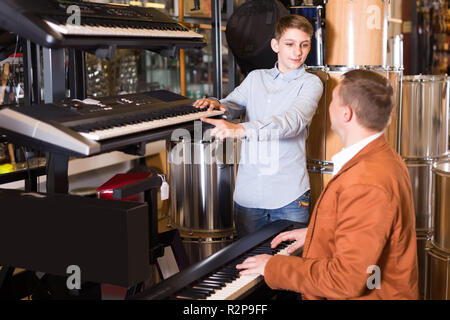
[267,62,306,81]
[331,132,384,176]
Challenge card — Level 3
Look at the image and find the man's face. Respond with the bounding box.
[329,84,345,134]
[271,28,311,73]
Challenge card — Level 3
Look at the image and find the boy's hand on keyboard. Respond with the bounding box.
[236,254,272,277]
[193,98,226,112]
[271,228,308,254]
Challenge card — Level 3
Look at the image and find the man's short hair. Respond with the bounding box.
[339,70,395,132]
[275,14,314,40]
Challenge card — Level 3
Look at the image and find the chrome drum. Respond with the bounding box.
[169,139,235,234]
[400,76,449,160]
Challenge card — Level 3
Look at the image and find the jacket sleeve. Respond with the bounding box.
[264,185,396,299]
[240,76,323,141]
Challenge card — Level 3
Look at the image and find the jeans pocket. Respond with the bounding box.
[297,190,311,208]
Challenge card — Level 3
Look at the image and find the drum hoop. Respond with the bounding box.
[403,75,450,82]
[432,160,450,176]
[426,242,450,257]
[403,155,448,162]
[290,5,323,9]
[326,65,386,72]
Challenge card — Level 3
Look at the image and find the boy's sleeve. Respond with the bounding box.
[219,71,254,120]
[240,75,323,140]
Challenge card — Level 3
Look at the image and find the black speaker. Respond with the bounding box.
[225,0,290,76]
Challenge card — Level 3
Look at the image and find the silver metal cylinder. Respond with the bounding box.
[425,241,450,300]
[432,160,450,251]
[169,139,235,234]
[400,76,449,160]
[404,159,434,232]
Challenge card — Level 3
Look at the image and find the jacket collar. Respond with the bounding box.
[330,135,389,181]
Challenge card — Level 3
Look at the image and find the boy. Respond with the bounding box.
[194,15,323,237]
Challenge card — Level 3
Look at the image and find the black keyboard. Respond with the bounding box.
[131,220,305,300]
[0,0,205,49]
[0,90,224,156]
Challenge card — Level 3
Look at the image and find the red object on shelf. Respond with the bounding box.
[96,172,151,202]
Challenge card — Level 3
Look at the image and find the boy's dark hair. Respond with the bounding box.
[340,70,395,131]
[274,14,314,40]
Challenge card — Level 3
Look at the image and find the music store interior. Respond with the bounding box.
[0,0,449,301]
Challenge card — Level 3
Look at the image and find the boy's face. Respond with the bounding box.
[271,28,311,73]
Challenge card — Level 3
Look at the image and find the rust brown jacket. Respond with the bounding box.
[264,136,420,299]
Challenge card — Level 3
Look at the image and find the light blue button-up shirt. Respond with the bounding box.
[220,65,323,209]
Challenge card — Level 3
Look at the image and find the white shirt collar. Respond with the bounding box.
[331,132,384,176]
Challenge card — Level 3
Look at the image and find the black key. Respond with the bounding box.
[195,282,223,289]
[192,285,215,292]
[202,279,225,286]
[208,275,234,282]
[176,288,207,299]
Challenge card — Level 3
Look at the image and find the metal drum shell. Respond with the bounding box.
[180,231,235,265]
[325,0,389,67]
[400,76,450,160]
[169,139,235,235]
[425,241,450,300]
[432,160,450,251]
[404,159,434,232]
[416,230,433,299]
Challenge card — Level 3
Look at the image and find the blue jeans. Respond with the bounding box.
[234,190,311,238]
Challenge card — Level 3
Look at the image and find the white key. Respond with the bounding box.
[205,241,298,300]
[79,110,224,141]
[45,21,204,39]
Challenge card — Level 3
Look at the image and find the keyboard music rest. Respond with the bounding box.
[0,0,206,50]
[130,220,306,300]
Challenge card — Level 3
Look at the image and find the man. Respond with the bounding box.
[236,70,420,300]
[193,15,323,237]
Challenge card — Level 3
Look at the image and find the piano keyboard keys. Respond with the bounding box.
[77,109,224,141]
[174,240,298,300]
[45,20,204,39]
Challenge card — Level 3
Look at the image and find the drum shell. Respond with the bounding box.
[325,0,388,66]
[417,230,433,299]
[404,159,434,232]
[425,241,450,300]
[306,68,341,164]
[290,6,324,66]
[400,76,450,160]
[169,139,235,234]
[307,163,333,212]
[432,160,450,251]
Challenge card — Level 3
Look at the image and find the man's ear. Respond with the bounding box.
[270,38,279,53]
[343,105,354,123]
